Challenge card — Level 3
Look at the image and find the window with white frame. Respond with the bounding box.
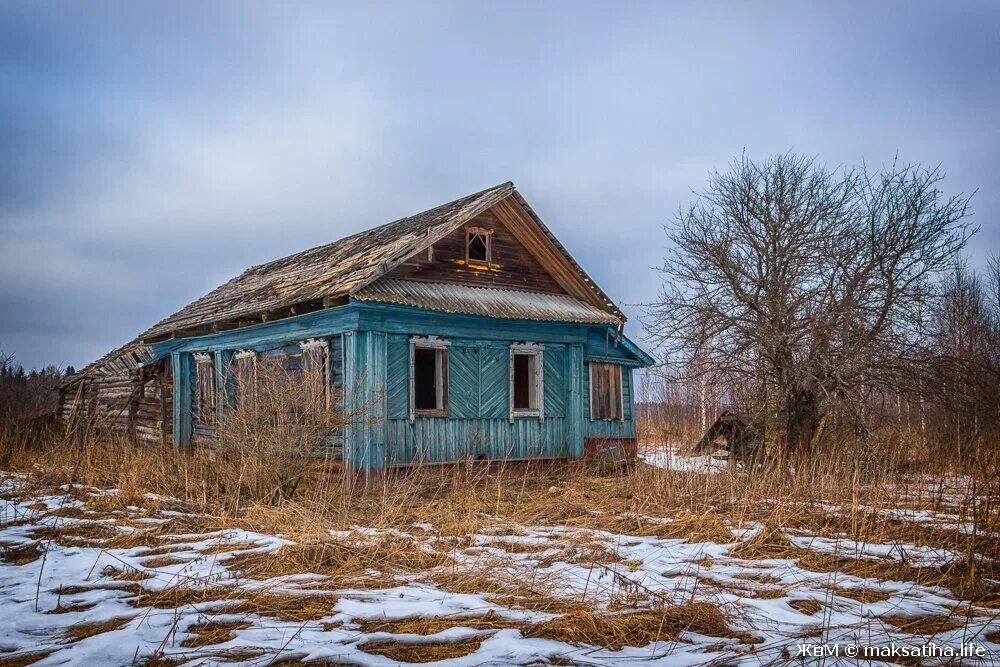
[589,362,623,421]
[300,338,330,415]
[410,336,449,419]
[232,349,257,410]
[510,342,543,420]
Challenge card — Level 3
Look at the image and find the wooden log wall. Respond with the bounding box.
[57,359,172,445]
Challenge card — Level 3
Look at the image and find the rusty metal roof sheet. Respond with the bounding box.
[354,278,620,324]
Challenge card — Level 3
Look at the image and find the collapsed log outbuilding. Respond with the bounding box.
[60,182,652,471]
[691,411,764,462]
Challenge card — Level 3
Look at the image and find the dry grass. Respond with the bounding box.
[1,427,997,662]
[28,522,119,546]
[355,604,747,652]
[140,555,188,568]
[522,602,737,649]
[0,652,55,667]
[728,524,795,560]
[102,565,153,582]
[881,613,968,635]
[357,610,521,635]
[359,637,484,663]
[832,586,892,604]
[46,601,97,614]
[217,592,340,622]
[200,541,261,555]
[0,543,41,565]
[55,582,144,597]
[130,585,234,610]
[44,506,89,519]
[180,620,253,648]
[62,616,134,642]
[789,599,822,615]
[226,534,449,581]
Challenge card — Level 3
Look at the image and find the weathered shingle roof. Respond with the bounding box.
[355,278,620,324]
[68,181,625,384]
[139,182,515,340]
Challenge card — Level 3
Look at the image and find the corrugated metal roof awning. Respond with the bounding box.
[354,279,621,325]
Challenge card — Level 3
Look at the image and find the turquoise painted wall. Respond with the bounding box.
[379,335,574,464]
[166,301,648,466]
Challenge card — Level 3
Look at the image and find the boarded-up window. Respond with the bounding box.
[193,353,215,423]
[300,339,329,416]
[589,363,622,421]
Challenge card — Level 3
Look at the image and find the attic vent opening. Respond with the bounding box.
[465,227,492,265]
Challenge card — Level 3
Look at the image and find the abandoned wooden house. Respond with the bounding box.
[58,182,652,471]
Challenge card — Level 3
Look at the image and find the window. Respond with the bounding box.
[465,227,492,265]
[589,363,623,421]
[232,349,257,410]
[510,343,544,420]
[410,336,449,419]
[300,338,329,415]
[193,352,215,422]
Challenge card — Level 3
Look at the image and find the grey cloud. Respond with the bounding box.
[1,0,998,369]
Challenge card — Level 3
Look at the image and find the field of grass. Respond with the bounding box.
[0,438,998,665]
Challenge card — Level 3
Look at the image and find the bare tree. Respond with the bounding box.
[645,153,974,454]
[919,262,1000,458]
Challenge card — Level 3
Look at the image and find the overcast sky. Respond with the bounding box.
[2,1,998,370]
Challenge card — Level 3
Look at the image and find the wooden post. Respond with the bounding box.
[171,352,192,446]
[567,343,585,459]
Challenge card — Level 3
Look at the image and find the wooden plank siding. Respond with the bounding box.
[385,418,569,465]
[60,300,643,472]
[377,333,579,466]
[155,302,644,468]
[388,209,569,295]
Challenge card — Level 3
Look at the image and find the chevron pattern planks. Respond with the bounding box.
[478,346,508,418]
[385,335,409,419]
[543,345,565,417]
[448,345,480,418]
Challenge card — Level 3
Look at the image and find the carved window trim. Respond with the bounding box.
[409,336,450,421]
[231,349,257,411]
[509,342,544,422]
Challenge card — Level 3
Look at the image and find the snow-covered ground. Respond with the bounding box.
[641,445,724,473]
[1,471,998,666]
